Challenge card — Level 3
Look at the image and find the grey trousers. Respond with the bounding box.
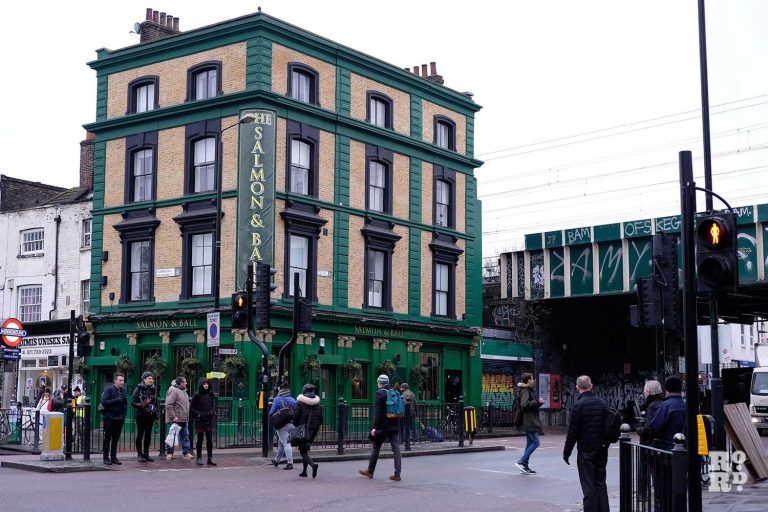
[367,431,401,475]
[273,423,294,464]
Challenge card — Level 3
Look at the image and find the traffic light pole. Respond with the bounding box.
[277,273,300,387]
[65,309,75,460]
[245,263,270,458]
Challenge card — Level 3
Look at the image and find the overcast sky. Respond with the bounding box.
[1,1,766,260]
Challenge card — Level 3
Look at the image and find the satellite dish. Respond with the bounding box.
[133,22,142,34]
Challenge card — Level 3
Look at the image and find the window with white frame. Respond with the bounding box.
[289,235,309,297]
[129,240,152,302]
[20,228,44,255]
[135,83,155,113]
[18,285,42,322]
[81,279,90,313]
[191,233,213,296]
[82,219,92,248]
[367,249,385,308]
[194,68,218,100]
[193,137,216,193]
[368,161,386,213]
[290,140,310,195]
[132,149,154,202]
[291,70,311,103]
[435,263,449,316]
[435,180,450,227]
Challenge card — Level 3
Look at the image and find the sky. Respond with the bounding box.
[1,1,766,262]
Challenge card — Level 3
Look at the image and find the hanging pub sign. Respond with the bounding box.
[237,109,277,287]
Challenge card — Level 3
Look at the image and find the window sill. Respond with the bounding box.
[117,301,156,311]
[18,253,44,259]
[178,297,213,306]
[80,246,91,252]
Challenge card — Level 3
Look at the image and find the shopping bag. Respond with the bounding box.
[165,423,181,448]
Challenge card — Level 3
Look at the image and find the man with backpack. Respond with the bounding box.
[563,375,610,512]
[358,374,403,481]
[515,372,544,474]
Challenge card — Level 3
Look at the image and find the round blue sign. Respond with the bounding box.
[209,323,218,338]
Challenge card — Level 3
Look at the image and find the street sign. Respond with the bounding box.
[2,347,21,360]
[207,312,220,347]
[219,348,238,355]
[1,318,26,347]
[206,371,226,379]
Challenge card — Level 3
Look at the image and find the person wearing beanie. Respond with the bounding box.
[132,371,158,462]
[358,374,402,481]
[269,381,297,470]
[649,375,686,449]
[292,383,323,478]
[190,378,217,466]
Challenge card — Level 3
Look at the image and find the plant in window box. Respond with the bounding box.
[375,359,396,379]
[301,354,320,380]
[115,354,135,376]
[73,359,90,377]
[410,364,430,389]
[343,358,363,383]
[222,354,248,378]
[144,353,168,380]
[180,357,202,379]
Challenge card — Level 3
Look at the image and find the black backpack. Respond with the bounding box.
[511,389,523,428]
[603,405,623,444]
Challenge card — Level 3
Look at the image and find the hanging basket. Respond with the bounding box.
[222,354,248,377]
[115,354,135,376]
[144,354,168,380]
[343,358,362,382]
[410,365,430,388]
[376,360,396,379]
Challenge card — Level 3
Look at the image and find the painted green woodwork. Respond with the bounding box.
[763,224,768,278]
[544,230,562,248]
[549,247,565,298]
[333,212,350,308]
[95,74,108,123]
[409,157,423,318]
[569,244,594,296]
[335,136,351,206]
[525,233,543,250]
[246,37,272,90]
[529,250,545,299]
[758,204,768,222]
[594,223,620,243]
[480,340,533,360]
[733,205,755,225]
[738,224,758,282]
[337,67,351,117]
[627,236,653,284]
[598,241,624,293]
[464,177,482,325]
[623,219,653,239]
[466,115,475,159]
[565,227,592,246]
[410,94,422,139]
[654,215,681,234]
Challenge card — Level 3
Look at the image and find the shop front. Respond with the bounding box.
[17,333,75,407]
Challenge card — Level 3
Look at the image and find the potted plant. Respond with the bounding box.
[343,358,363,382]
[222,354,248,377]
[144,353,168,380]
[376,359,396,379]
[410,364,430,389]
[180,356,201,379]
[73,359,89,377]
[115,354,135,376]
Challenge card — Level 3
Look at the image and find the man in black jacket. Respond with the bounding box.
[563,375,609,512]
[101,373,127,465]
[358,374,402,481]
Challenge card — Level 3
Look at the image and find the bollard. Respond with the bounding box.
[457,396,465,447]
[618,423,632,512]
[337,398,347,455]
[83,401,91,462]
[404,402,412,451]
[41,411,65,461]
[671,433,687,512]
[32,409,41,454]
[237,398,244,445]
[158,400,166,458]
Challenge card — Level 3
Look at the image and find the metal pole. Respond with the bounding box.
[709,299,726,449]
[278,273,301,385]
[245,263,270,457]
[65,310,75,459]
[697,0,713,210]
[679,150,702,512]
[211,136,225,404]
[83,400,91,462]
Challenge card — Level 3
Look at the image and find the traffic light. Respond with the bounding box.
[231,291,249,328]
[298,298,313,332]
[74,316,91,357]
[635,276,661,328]
[653,234,680,331]
[253,262,277,329]
[695,212,738,293]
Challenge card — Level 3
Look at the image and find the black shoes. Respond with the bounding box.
[138,454,147,462]
[103,458,112,466]
[207,459,217,466]
[111,458,122,465]
[143,454,154,462]
[311,463,319,479]
[196,457,203,466]
[283,463,293,470]
[271,460,279,467]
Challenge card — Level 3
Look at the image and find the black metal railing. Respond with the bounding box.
[619,426,687,512]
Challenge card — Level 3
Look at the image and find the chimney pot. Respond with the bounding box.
[173,17,179,30]
[165,14,172,26]
[412,66,419,76]
[146,8,153,21]
[430,62,437,75]
[152,10,159,23]
[421,64,428,77]
[159,12,166,25]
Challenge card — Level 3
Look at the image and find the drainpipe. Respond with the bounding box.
[50,213,62,320]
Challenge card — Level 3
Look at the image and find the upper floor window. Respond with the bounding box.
[128,76,159,114]
[132,149,154,201]
[280,202,326,302]
[129,240,152,302]
[368,161,386,213]
[434,116,456,150]
[20,228,44,255]
[81,279,90,313]
[190,233,213,296]
[433,167,456,229]
[434,263,450,317]
[81,219,92,248]
[18,285,42,322]
[289,234,309,297]
[367,92,393,129]
[192,138,216,193]
[286,121,320,197]
[290,140,311,195]
[114,210,159,304]
[187,61,222,101]
[367,249,386,308]
[288,63,319,105]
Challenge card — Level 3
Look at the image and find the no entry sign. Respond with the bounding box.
[1,318,26,348]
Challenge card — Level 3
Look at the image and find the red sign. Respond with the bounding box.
[550,373,562,410]
[1,318,26,347]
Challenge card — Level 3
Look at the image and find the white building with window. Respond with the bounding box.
[0,168,92,407]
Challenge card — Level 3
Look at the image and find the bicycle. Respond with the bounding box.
[0,410,11,441]
[21,408,42,447]
[439,405,460,440]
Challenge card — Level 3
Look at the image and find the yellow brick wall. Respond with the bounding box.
[348,141,366,211]
[272,44,336,111]
[218,200,239,297]
[104,139,126,208]
[421,162,433,225]
[349,74,410,135]
[316,210,334,305]
[347,215,365,309]
[152,207,183,302]
[420,231,433,317]
[221,115,241,191]
[275,118,287,194]
[349,142,409,221]
[107,43,247,119]
[100,214,124,306]
[274,199,286,297]
[391,225,409,314]
[318,131,336,203]
[392,153,410,221]
[421,100,467,156]
[155,127,185,201]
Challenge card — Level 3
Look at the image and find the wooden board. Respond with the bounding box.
[723,403,768,481]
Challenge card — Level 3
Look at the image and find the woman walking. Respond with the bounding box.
[132,371,158,462]
[190,378,217,466]
[292,383,323,478]
[269,381,296,470]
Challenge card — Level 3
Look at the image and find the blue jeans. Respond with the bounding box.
[166,422,192,455]
[518,431,540,466]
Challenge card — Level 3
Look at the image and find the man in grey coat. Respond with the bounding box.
[165,376,193,460]
[515,372,543,474]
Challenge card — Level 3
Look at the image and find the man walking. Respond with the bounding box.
[358,374,402,481]
[101,373,127,465]
[515,372,544,474]
[563,375,609,512]
[649,375,686,449]
[399,383,416,444]
[165,376,193,460]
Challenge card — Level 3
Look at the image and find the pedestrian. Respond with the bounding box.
[36,388,51,433]
[358,374,402,481]
[636,379,663,446]
[165,376,194,460]
[292,383,323,478]
[51,384,68,413]
[515,372,544,474]
[132,371,158,462]
[399,382,417,444]
[190,378,217,466]
[649,375,686,450]
[100,372,128,466]
[34,383,47,407]
[563,375,609,512]
[269,381,296,470]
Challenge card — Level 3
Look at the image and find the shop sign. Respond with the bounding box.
[19,334,70,358]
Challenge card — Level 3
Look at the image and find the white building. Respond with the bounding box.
[698,320,767,369]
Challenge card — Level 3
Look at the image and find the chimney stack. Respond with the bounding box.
[79,132,95,191]
[412,66,420,77]
[140,7,182,44]
[407,62,445,86]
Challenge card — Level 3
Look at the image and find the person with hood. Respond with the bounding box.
[190,378,217,466]
[515,372,544,474]
[132,371,158,462]
[165,376,193,460]
[358,374,402,481]
[292,383,323,478]
[269,381,296,470]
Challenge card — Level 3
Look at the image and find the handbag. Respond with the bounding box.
[97,402,105,414]
[270,397,294,430]
[287,408,313,446]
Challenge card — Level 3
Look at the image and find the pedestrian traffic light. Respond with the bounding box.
[74,315,91,357]
[635,276,661,328]
[298,297,313,332]
[653,233,680,331]
[695,212,738,293]
[231,291,249,329]
[253,262,277,329]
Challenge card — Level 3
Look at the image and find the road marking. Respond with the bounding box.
[467,468,520,475]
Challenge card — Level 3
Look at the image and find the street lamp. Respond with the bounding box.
[213,111,257,310]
